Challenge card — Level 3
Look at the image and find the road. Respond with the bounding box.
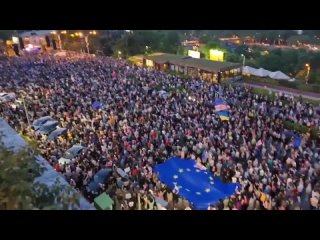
[240,82,320,101]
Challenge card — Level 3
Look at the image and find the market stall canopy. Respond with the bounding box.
[94,192,114,210]
[255,68,272,77]
[268,71,290,80]
[242,66,257,75]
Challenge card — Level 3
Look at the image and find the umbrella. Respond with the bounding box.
[87,181,100,192]
[116,168,127,178]
[92,101,101,110]
[94,193,114,210]
[94,168,111,184]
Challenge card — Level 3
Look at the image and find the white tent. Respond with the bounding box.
[242,66,292,81]
[255,68,271,77]
[242,66,258,75]
[268,71,290,80]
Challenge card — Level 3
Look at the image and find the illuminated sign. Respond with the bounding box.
[209,49,224,62]
[146,59,154,67]
[188,50,200,59]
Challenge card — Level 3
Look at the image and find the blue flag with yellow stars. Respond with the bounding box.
[154,157,240,210]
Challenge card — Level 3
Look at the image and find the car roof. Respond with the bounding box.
[51,128,67,133]
[42,120,58,126]
[37,116,52,120]
[68,145,86,151]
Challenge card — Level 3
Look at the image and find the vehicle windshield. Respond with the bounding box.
[62,151,73,159]
[40,123,56,132]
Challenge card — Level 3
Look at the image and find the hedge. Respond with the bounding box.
[283,120,320,140]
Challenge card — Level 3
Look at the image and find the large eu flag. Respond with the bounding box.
[154,157,239,210]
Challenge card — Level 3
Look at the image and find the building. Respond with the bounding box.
[143,53,242,82]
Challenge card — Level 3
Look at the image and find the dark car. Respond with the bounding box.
[58,145,87,164]
[35,120,59,136]
[47,127,67,141]
[32,116,54,130]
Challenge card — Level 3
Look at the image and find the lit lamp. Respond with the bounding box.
[305,63,311,85]
[241,54,246,67]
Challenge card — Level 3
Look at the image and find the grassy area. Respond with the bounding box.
[301,97,320,106]
[244,76,320,94]
[251,86,320,105]
[251,87,275,98]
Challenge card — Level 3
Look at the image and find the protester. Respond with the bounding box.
[0,52,319,210]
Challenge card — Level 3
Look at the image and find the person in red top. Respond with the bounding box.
[55,163,61,172]
[132,168,139,176]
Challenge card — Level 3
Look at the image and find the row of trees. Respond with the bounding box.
[110,30,180,57]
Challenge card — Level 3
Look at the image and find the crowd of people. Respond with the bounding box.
[0,52,320,210]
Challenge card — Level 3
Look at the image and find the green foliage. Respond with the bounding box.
[0,30,15,41]
[199,35,211,44]
[0,133,80,210]
[250,87,276,101]
[113,30,181,57]
[297,84,320,93]
[283,121,320,140]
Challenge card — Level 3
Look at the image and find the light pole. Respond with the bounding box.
[22,97,31,126]
[305,63,311,85]
[241,54,246,68]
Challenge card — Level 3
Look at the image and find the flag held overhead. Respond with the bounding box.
[154,157,239,210]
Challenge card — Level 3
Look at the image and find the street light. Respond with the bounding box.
[305,63,311,85]
[241,54,246,67]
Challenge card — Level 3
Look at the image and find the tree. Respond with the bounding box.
[161,31,180,53]
[199,35,211,44]
[256,54,282,71]
[0,30,15,41]
[0,133,80,210]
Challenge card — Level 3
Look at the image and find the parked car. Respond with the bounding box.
[58,145,87,165]
[47,127,67,141]
[32,116,54,130]
[0,92,16,103]
[35,120,58,136]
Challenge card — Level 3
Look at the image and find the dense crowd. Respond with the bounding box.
[0,53,320,210]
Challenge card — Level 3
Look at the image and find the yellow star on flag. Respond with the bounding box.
[178,168,184,173]
[196,192,201,195]
[195,169,200,172]
[209,176,213,181]
[205,188,211,193]
[186,168,191,172]
[210,181,214,185]
[185,188,190,192]
[173,175,179,179]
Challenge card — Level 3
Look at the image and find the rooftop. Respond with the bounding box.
[145,52,241,72]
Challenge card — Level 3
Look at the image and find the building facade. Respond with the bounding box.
[143,53,242,83]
